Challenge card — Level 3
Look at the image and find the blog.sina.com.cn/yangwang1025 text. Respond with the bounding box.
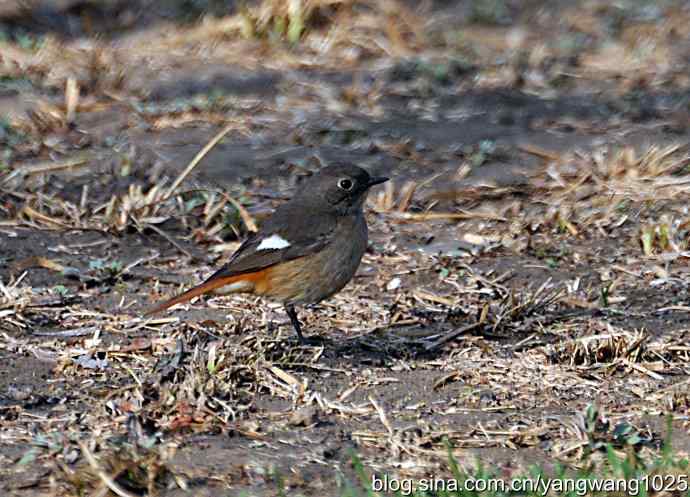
[371,473,689,496]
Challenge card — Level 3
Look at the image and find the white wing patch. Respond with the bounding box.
[256,234,291,251]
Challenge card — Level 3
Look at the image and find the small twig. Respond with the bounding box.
[121,252,161,275]
[369,395,393,435]
[624,360,664,381]
[123,365,143,388]
[424,321,484,351]
[32,326,99,338]
[10,156,90,177]
[517,143,561,161]
[425,305,489,351]
[657,377,690,394]
[656,305,690,313]
[512,333,537,350]
[79,443,138,497]
[146,224,193,259]
[553,441,588,459]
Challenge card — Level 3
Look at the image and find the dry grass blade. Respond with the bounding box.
[369,395,393,435]
[492,279,565,332]
[388,211,507,222]
[65,77,79,123]
[165,123,237,200]
[147,225,193,258]
[425,304,489,351]
[10,156,91,177]
[78,443,138,497]
[173,0,425,53]
[0,274,31,312]
[225,194,258,232]
[21,205,74,229]
[12,256,65,275]
[518,143,561,161]
[548,328,654,367]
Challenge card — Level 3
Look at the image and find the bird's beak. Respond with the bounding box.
[367,176,389,187]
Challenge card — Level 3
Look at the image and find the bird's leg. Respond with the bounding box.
[284,304,306,344]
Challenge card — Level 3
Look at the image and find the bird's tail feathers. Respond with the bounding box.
[144,274,247,316]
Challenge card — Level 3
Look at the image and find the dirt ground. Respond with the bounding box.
[3,0,690,495]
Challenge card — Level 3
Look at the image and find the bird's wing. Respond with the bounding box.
[145,206,336,315]
[201,224,334,282]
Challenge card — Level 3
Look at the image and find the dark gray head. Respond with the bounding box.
[297,163,388,215]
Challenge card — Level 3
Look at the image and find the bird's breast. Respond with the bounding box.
[259,214,368,305]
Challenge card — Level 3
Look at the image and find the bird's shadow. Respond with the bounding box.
[287,323,460,366]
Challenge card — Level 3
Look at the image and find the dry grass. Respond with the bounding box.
[4,1,690,494]
[5,139,690,494]
[1,121,251,240]
[0,274,32,331]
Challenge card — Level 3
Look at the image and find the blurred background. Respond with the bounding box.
[3,0,689,191]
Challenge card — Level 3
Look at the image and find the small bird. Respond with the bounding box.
[146,163,389,343]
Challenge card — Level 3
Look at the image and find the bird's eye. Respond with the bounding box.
[338,178,354,191]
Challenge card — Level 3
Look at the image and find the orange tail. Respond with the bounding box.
[145,274,247,316]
